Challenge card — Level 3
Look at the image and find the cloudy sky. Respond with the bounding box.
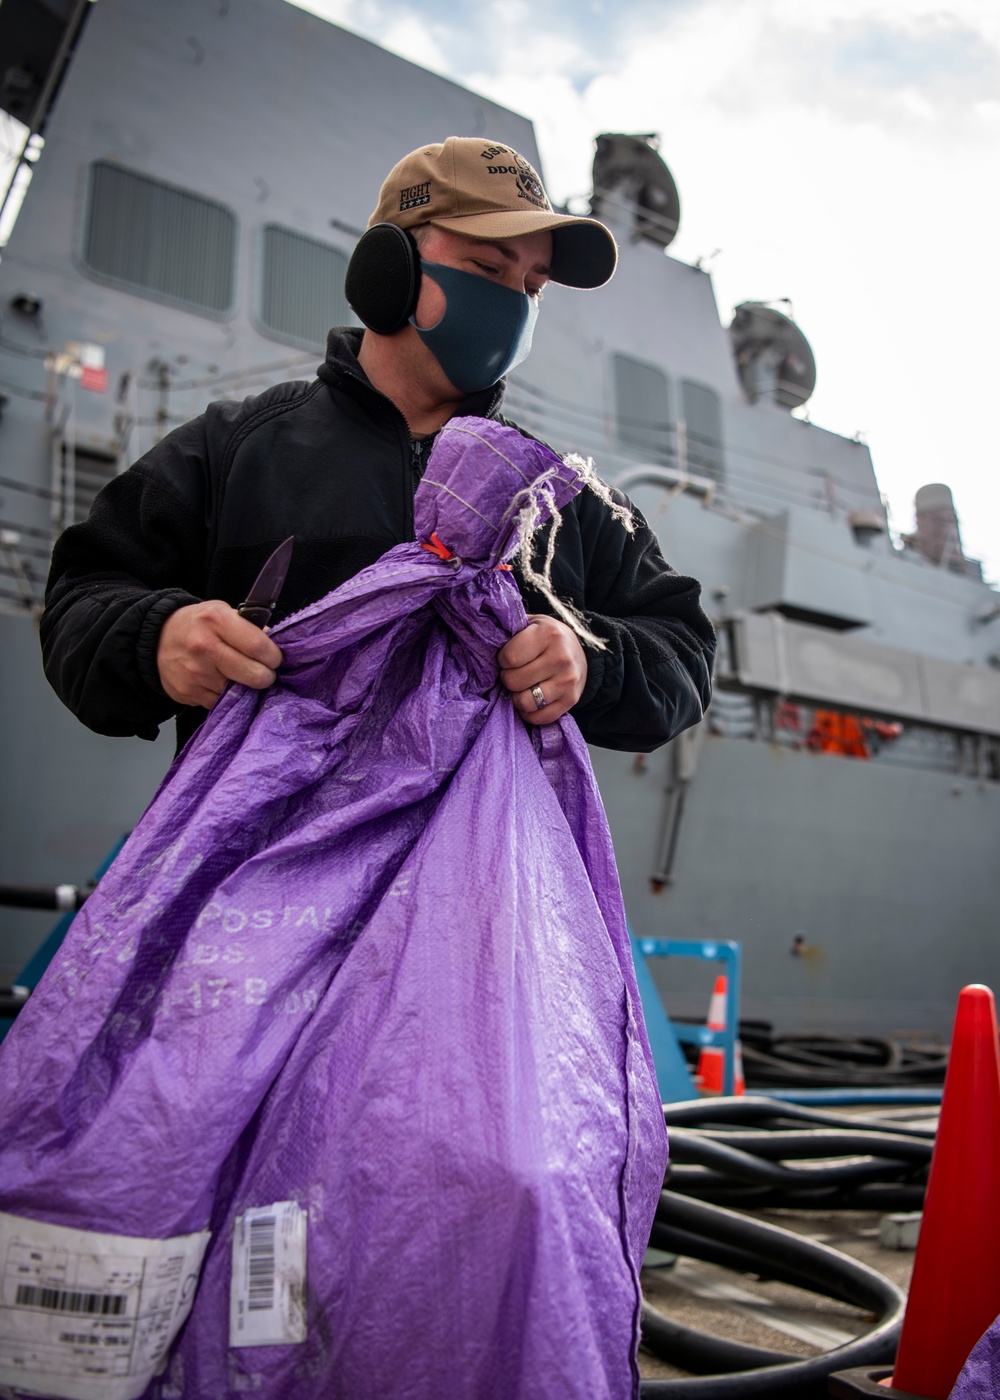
[287,0,1000,583]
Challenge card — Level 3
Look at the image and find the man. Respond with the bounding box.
[41,138,714,750]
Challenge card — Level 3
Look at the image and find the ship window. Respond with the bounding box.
[82,162,236,315]
[612,354,673,466]
[258,225,352,350]
[681,379,724,482]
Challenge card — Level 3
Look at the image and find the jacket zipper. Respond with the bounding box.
[410,437,426,488]
[334,364,505,541]
[337,367,418,538]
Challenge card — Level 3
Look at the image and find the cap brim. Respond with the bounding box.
[428,210,617,289]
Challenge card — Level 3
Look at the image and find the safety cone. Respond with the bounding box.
[695,975,744,1096]
[695,975,726,1093]
[829,984,1000,1399]
[893,984,1000,1396]
[733,1037,746,1097]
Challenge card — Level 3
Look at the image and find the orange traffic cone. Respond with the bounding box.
[733,1037,746,1097]
[889,984,1000,1398]
[695,975,745,1096]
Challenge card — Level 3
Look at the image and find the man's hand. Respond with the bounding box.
[498,614,587,725]
[157,601,283,709]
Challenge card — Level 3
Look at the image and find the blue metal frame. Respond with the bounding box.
[629,934,743,1101]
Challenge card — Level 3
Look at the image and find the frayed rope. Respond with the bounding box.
[504,452,634,653]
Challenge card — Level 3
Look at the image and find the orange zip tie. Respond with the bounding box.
[420,531,454,561]
[420,534,512,571]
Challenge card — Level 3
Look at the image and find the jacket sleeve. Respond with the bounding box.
[520,488,716,752]
[40,416,215,739]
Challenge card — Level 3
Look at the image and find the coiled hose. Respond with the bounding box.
[739,1024,948,1088]
[637,1097,929,1394]
[662,1096,932,1210]
[639,1192,906,1398]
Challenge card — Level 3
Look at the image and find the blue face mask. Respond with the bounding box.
[410,260,539,394]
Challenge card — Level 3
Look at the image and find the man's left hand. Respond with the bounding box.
[498,614,587,725]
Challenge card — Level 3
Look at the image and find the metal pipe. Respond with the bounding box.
[0,882,89,911]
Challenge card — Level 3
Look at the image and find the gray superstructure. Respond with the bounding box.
[1,0,997,1034]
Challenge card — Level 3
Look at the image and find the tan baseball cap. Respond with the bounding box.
[368,136,617,289]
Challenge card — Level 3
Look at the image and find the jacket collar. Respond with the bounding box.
[317,326,507,421]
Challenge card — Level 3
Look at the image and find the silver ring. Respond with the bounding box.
[530,684,546,710]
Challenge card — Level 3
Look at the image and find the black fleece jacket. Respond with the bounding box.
[41,329,715,752]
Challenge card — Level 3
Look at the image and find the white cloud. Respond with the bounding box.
[285,0,357,25]
[378,13,450,73]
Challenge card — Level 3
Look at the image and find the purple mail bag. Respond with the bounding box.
[950,1315,1000,1399]
[0,418,667,1399]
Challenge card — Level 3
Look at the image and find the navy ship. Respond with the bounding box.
[1,0,997,1038]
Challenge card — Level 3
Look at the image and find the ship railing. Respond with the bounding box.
[707,686,1000,782]
[0,474,55,618]
[503,378,880,523]
[612,464,717,505]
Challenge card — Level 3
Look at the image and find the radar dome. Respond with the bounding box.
[729,302,817,410]
[910,482,971,572]
[590,134,680,248]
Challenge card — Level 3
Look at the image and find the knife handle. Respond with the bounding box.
[237,604,271,628]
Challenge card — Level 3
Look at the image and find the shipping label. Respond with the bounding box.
[0,1211,210,1400]
[229,1201,307,1348]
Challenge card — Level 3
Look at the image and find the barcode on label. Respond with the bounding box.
[0,1209,211,1400]
[230,1201,307,1348]
[15,1284,127,1316]
[246,1214,276,1312]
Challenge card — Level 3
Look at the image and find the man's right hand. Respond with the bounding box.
[156,600,284,709]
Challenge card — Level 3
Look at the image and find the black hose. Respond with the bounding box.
[660,1099,931,1210]
[641,1305,790,1373]
[640,1192,906,1398]
[665,1165,925,1200]
[739,1030,947,1087]
[662,1096,935,1141]
[663,1180,926,1213]
[674,1129,932,1163]
[763,1035,903,1069]
[647,1219,860,1307]
[667,1128,927,1188]
[744,1045,944,1087]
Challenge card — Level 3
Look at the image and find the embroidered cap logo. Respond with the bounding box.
[399,181,431,213]
[514,155,547,209]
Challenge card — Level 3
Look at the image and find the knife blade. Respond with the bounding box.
[237,536,294,628]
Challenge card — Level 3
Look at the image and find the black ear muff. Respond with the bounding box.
[345,224,421,335]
